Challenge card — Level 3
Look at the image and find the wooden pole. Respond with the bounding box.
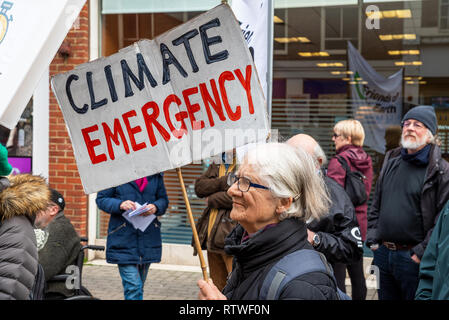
[176,167,209,281]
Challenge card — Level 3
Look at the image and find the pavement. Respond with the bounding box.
[82,259,378,300]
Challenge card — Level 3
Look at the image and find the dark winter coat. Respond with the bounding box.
[38,211,81,297]
[0,174,50,300]
[96,174,168,265]
[222,218,339,300]
[327,144,373,241]
[367,144,449,259]
[193,163,237,255]
[308,176,363,264]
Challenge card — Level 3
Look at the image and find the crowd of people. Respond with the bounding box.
[197,105,449,301]
[1,104,449,300]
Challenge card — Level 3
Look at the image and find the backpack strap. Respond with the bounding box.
[336,155,351,173]
[260,249,341,300]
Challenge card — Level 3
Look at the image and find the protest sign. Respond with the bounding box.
[51,4,269,194]
[348,41,403,154]
[0,0,86,129]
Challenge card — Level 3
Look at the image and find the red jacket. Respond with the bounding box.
[327,144,373,241]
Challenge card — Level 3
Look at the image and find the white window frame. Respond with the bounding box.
[321,5,360,55]
[439,0,449,31]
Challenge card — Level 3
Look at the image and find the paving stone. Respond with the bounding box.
[82,263,378,300]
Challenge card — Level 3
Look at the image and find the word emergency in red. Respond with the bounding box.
[81,65,254,165]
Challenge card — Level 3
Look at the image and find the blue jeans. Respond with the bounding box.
[118,264,150,300]
[372,245,420,300]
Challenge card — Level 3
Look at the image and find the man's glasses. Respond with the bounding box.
[402,120,424,130]
[227,172,269,192]
[332,133,341,138]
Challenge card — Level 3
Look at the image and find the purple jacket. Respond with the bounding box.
[327,144,373,241]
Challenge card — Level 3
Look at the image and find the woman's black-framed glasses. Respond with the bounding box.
[227,172,269,192]
[332,133,341,138]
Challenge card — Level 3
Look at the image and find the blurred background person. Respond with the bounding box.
[37,188,82,299]
[327,119,373,300]
[96,174,168,300]
[287,134,363,269]
[373,125,402,180]
[193,151,237,291]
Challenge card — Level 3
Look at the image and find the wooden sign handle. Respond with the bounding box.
[176,167,209,281]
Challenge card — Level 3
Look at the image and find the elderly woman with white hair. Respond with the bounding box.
[197,143,340,300]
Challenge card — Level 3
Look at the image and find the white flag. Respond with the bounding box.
[0,0,86,129]
[231,0,268,99]
[347,41,403,154]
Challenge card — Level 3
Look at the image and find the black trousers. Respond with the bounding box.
[332,257,367,300]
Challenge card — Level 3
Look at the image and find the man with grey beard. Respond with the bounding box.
[367,105,449,300]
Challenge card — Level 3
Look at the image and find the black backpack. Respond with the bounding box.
[260,249,351,300]
[336,155,367,207]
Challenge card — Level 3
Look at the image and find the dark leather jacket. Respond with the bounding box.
[367,144,449,259]
[308,176,363,264]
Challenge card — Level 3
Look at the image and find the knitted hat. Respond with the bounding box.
[402,105,437,135]
[50,188,65,211]
[0,144,12,176]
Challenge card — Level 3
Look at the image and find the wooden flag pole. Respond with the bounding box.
[176,167,209,281]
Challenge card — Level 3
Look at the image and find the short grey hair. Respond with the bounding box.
[244,143,330,222]
[427,129,440,146]
[313,144,328,168]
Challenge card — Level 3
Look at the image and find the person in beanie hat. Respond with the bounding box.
[0,144,13,176]
[367,105,449,300]
[34,189,66,249]
[49,189,65,211]
[402,105,437,136]
[37,188,81,299]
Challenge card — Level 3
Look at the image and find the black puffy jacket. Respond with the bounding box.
[307,176,363,264]
[222,218,339,300]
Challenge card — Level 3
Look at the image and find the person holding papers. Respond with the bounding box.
[96,174,168,300]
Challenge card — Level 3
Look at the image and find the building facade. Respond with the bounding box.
[16,0,449,263]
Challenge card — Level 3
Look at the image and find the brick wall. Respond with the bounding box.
[48,3,89,236]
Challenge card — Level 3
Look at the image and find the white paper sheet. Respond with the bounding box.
[122,204,156,232]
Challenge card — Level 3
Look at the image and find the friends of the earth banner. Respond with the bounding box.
[348,41,403,154]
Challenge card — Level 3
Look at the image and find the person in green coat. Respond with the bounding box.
[415,200,449,300]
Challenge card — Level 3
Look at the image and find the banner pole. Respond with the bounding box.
[267,0,274,126]
[176,167,209,281]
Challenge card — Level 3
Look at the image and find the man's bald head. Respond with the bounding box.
[287,134,327,168]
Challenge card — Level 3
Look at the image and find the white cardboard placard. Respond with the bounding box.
[51,4,268,194]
